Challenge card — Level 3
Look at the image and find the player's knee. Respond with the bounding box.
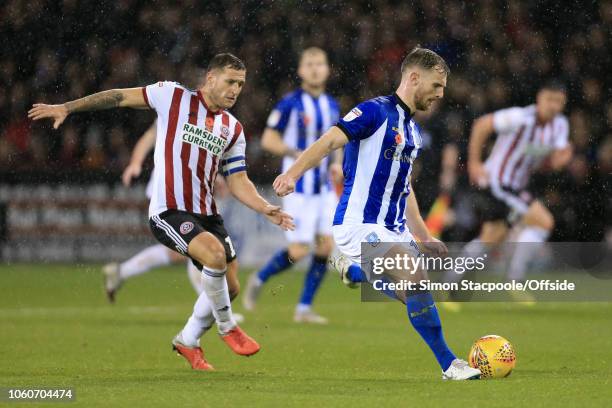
[209,249,227,270]
[315,238,333,257]
[288,244,309,262]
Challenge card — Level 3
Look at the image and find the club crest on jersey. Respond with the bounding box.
[301,113,311,126]
[180,221,194,235]
[181,122,227,156]
[343,107,362,122]
[365,232,380,247]
[220,126,230,139]
[394,133,403,145]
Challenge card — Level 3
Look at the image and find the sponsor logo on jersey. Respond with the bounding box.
[181,123,227,156]
[383,148,413,163]
[343,107,362,122]
[180,221,194,235]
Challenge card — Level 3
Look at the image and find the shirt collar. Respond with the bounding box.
[393,93,414,118]
[197,90,222,115]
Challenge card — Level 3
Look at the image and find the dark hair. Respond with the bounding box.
[401,47,450,75]
[539,79,566,93]
[207,53,246,72]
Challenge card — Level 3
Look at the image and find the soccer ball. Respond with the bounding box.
[468,335,516,378]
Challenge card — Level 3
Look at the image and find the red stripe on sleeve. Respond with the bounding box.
[180,95,199,212]
[164,88,184,210]
[142,87,151,108]
[226,120,243,151]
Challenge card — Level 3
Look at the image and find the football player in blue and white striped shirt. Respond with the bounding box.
[243,48,341,324]
[274,48,481,380]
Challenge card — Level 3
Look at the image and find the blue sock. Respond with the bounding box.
[257,249,292,283]
[347,264,367,283]
[406,292,456,371]
[298,256,327,306]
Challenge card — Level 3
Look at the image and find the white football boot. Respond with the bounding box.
[328,254,360,289]
[442,358,481,380]
[102,262,122,303]
[242,272,263,311]
[293,308,329,324]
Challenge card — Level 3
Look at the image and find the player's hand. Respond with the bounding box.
[262,204,295,231]
[273,173,296,197]
[28,103,69,129]
[420,237,448,257]
[467,161,489,187]
[122,163,142,187]
[329,163,344,185]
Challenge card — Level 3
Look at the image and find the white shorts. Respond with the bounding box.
[283,191,337,243]
[332,223,420,266]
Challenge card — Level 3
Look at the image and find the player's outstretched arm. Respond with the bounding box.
[273,126,348,196]
[122,121,157,187]
[405,182,448,256]
[226,171,295,231]
[261,128,301,158]
[28,88,148,129]
[467,113,495,186]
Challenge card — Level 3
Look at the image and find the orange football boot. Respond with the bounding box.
[221,326,260,356]
[172,340,214,371]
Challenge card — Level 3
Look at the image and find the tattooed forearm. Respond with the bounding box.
[65,90,125,113]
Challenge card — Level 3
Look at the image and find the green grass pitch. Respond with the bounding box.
[1,263,611,407]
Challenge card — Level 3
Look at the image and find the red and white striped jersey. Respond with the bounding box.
[142,81,247,217]
[484,105,569,191]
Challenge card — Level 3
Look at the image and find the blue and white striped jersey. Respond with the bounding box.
[333,94,422,232]
[267,89,340,195]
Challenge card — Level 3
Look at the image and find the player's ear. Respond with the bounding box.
[409,70,420,85]
[205,70,216,86]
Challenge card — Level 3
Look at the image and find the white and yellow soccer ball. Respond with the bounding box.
[468,335,516,378]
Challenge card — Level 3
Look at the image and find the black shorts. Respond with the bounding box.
[149,209,236,269]
[477,187,533,225]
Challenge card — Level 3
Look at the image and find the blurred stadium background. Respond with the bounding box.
[0,0,610,264]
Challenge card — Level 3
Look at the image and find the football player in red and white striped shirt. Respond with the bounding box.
[29,53,294,370]
[452,81,572,299]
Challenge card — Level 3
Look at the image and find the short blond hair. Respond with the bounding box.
[299,47,328,63]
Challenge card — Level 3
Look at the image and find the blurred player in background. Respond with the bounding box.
[243,47,341,324]
[29,53,294,370]
[274,48,482,380]
[446,81,572,302]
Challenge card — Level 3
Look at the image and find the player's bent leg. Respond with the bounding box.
[295,236,331,324]
[506,201,552,303]
[243,243,307,311]
[102,244,173,303]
